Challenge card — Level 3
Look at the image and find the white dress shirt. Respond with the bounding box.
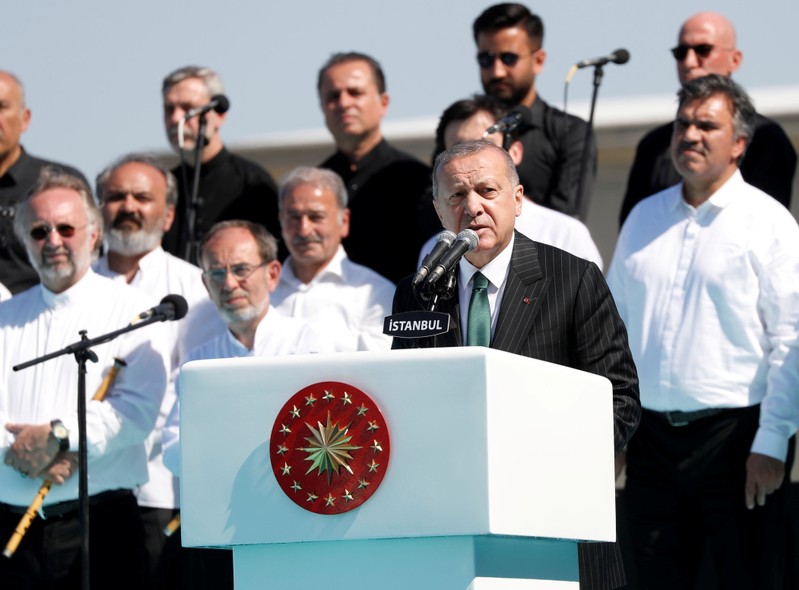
[94,246,223,509]
[272,246,394,352]
[0,282,10,302]
[607,171,799,461]
[162,306,335,475]
[0,270,169,506]
[419,198,603,271]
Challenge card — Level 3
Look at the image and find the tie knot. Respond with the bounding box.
[472,272,488,290]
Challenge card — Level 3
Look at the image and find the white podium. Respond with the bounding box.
[179,347,616,589]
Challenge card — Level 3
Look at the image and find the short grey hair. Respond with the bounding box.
[95,153,178,207]
[677,74,756,148]
[162,65,224,98]
[432,140,519,200]
[278,166,348,210]
[199,220,278,267]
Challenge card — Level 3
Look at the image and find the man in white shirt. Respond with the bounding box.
[94,153,222,588]
[418,95,602,270]
[607,75,799,589]
[0,167,168,588]
[162,220,333,590]
[272,167,394,351]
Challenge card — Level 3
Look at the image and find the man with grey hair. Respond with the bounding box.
[272,166,394,351]
[0,70,87,294]
[608,74,799,589]
[160,65,282,263]
[0,167,169,588]
[94,153,222,588]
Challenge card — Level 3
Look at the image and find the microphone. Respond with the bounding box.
[483,111,524,137]
[131,294,189,324]
[424,229,479,287]
[412,230,457,287]
[575,48,630,69]
[183,94,230,120]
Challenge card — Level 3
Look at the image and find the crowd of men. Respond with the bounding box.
[0,4,797,590]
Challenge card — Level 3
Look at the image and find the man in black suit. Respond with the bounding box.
[392,140,640,590]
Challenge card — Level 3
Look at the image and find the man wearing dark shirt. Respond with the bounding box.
[160,66,282,263]
[472,3,596,219]
[619,11,796,227]
[317,52,437,284]
[0,70,86,294]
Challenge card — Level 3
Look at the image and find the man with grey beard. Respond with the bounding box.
[94,153,223,589]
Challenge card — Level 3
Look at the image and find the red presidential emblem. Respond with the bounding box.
[269,381,390,514]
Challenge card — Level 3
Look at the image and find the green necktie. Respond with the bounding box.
[467,272,490,347]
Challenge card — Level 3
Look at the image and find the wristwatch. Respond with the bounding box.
[50,419,70,452]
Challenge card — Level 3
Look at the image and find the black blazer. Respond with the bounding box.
[393,232,641,589]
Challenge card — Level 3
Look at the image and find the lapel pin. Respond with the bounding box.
[523,296,532,305]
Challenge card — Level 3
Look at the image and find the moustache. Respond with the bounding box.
[112,212,143,229]
[292,235,322,246]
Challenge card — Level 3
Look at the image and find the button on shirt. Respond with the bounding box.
[607,171,799,461]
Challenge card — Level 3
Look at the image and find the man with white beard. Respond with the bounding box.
[94,153,222,589]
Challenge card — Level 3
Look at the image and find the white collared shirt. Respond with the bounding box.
[607,171,799,461]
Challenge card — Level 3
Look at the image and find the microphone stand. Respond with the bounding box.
[13,313,171,590]
[574,64,603,220]
[180,113,210,263]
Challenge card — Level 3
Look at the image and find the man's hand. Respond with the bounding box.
[4,423,59,478]
[45,452,78,485]
[745,452,785,510]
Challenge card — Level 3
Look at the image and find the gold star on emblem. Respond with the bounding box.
[305,393,317,406]
[291,481,301,492]
[368,460,379,473]
[323,390,335,402]
[276,444,288,455]
[306,492,318,502]
[325,493,336,506]
[341,391,352,405]
[357,404,368,416]
[281,462,292,475]
[279,423,291,434]
[371,440,382,453]
[290,405,301,418]
[342,489,354,502]
[358,479,370,489]
[367,421,379,432]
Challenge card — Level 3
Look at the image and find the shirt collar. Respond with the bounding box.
[39,268,100,310]
[676,169,744,215]
[282,245,347,288]
[458,233,515,290]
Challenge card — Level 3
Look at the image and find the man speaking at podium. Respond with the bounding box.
[392,140,640,590]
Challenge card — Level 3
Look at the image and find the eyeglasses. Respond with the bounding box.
[476,50,536,69]
[29,223,87,241]
[202,262,266,285]
[671,43,714,61]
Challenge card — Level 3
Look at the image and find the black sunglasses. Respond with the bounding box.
[671,43,714,61]
[29,224,84,241]
[477,50,532,69]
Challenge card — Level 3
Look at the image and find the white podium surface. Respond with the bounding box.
[179,347,616,588]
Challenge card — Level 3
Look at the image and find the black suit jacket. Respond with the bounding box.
[392,232,641,589]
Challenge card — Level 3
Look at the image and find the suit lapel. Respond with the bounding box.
[492,233,550,354]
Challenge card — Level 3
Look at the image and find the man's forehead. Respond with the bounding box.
[678,94,732,118]
[164,77,210,100]
[322,61,377,88]
[28,188,86,217]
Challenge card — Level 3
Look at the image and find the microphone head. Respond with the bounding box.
[211,94,230,114]
[458,228,480,251]
[612,49,630,65]
[435,230,457,246]
[160,294,189,321]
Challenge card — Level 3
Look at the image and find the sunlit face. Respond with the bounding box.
[100,162,174,256]
[476,26,544,107]
[671,94,745,192]
[0,72,30,163]
[676,15,741,85]
[318,60,388,145]
[279,182,349,278]
[22,188,99,293]
[200,227,280,328]
[434,147,522,268]
[163,77,225,153]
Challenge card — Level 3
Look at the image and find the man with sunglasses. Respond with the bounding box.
[619,11,796,226]
[0,167,169,588]
[473,4,596,220]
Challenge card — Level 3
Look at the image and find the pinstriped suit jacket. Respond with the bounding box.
[392,232,641,590]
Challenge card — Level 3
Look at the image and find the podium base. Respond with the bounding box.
[234,535,578,589]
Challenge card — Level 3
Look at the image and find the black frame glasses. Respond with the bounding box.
[476,50,535,69]
[202,262,267,285]
[29,224,86,241]
[671,43,714,61]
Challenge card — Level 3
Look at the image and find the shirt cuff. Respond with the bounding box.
[750,427,789,462]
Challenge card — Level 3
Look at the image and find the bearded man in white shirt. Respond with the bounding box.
[272,167,394,351]
[0,167,169,588]
[607,74,799,590]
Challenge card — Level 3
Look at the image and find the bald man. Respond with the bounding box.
[619,12,796,226]
[0,70,87,293]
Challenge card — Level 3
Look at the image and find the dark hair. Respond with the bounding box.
[317,52,386,94]
[199,220,278,267]
[433,94,509,163]
[472,3,544,46]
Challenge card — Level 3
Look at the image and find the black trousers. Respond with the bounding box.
[625,406,794,590]
[0,489,147,590]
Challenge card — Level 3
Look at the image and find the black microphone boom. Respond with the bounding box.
[424,229,479,287]
[575,48,630,69]
[132,294,189,324]
[412,230,457,287]
[184,94,230,120]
